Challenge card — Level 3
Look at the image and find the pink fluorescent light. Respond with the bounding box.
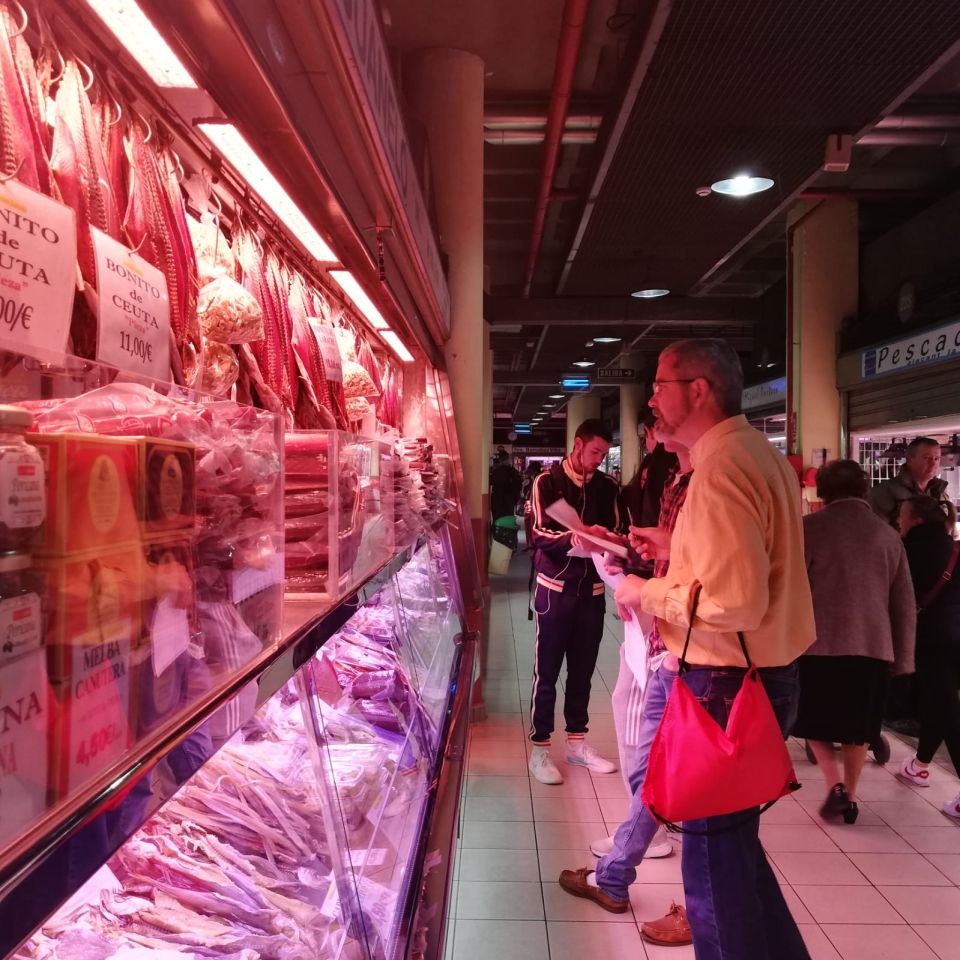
[85,0,197,88]
[381,330,415,363]
[328,270,389,330]
[198,122,337,262]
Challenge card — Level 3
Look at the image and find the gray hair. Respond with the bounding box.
[661,339,744,416]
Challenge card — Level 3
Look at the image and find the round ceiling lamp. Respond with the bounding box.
[631,288,670,299]
[592,336,622,343]
[572,359,595,368]
[549,393,565,399]
[710,174,775,197]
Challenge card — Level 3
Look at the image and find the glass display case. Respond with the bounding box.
[7,529,471,960]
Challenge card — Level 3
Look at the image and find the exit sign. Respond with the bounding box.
[596,367,636,382]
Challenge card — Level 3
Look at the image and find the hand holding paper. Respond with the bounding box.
[545,499,629,558]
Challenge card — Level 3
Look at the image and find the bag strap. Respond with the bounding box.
[650,781,801,836]
[918,540,960,612]
[679,586,753,673]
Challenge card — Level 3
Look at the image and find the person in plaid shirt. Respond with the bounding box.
[559,442,695,946]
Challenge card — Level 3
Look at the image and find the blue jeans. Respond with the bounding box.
[680,663,810,960]
[596,661,677,898]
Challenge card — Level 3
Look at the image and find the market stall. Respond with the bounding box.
[0,1,478,957]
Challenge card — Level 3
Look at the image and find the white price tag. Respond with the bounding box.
[92,227,170,380]
[310,320,344,382]
[0,180,77,355]
[150,595,191,678]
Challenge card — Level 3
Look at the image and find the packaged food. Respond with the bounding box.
[48,618,133,797]
[37,546,143,680]
[0,648,49,848]
[0,553,44,667]
[0,405,45,550]
[138,438,196,536]
[196,275,264,343]
[27,434,140,556]
[199,339,240,396]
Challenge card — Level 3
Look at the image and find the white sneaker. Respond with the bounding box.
[897,757,932,787]
[646,826,673,859]
[529,747,563,785]
[590,834,614,858]
[943,793,960,820]
[566,740,617,774]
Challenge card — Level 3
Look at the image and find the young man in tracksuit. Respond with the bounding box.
[528,418,621,785]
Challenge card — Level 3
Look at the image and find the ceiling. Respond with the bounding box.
[384,0,960,437]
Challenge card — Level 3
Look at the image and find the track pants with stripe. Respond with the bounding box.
[529,584,606,743]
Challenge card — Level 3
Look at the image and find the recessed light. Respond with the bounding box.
[585,340,595,348]
[710,174,774,197]
[766,362,776,368]
[549,393,564,399]
[631,288,670,299]
[542,403,556,409]
[593,336,622,343]
[573,359,595,368]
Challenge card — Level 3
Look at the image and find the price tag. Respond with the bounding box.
[92,227,170,380]
[0,179,77,355]
[150,595,190,678]
[310,320,344,382]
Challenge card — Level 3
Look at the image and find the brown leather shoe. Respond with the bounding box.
[558,867,630,914]
[640,902,693,946]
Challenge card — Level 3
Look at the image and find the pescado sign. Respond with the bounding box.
[861,318,960,379]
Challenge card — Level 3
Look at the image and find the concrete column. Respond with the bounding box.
[787,199,857,464]
[619,355,644,483]
[405,49,485,545]
[565,394,602,451]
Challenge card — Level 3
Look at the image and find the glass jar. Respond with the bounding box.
[0,552,43,666]
[0,405,45,550]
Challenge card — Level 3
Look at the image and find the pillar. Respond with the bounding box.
[405,49,486,562]
[787,199,857,465]
[566,393,602,451]
[480,321,492,580]
[619,354,644,483]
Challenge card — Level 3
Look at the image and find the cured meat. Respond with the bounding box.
[0,4,46,193]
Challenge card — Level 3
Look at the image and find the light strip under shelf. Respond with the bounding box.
[328,270,390,330]
[380,330,415,363]
[198,122,337,263]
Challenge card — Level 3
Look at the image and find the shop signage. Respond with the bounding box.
[596,367,635,382]
[325,0,451,335]
[861,317,960,379]
[92,228,171,381]
[512,446,565,456]
[741,377,787,411]
[310,320,344,382]
[0,180,77,356]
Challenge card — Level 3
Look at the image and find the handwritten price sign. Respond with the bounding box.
[74,721,124,768]
[92,227,170,380]
[0,180,77,355]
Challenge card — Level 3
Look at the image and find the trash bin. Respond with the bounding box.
[489,538,513,575]
[492,514,519,551]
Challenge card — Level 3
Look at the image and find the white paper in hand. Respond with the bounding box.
[544,499,629,558]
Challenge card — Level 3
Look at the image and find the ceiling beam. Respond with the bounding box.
[485,295,760,327]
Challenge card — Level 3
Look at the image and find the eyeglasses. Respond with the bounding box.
[652,378,701,394]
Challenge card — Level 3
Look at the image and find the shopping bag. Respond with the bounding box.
[642,588,799,829]
[489,539,513,575]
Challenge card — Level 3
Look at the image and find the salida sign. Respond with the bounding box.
[0,180,77,355]
[862,318,960,379]
[92,228,170,381]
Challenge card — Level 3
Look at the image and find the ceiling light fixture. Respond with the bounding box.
[198,122,337,262]
[328,270,390,331]
[542,403,556,409]
[549,393,565,399]
[592,336,622,344]
[710,174,775,197]
[85,0,197,88]
[631,288,670,299]
[573,359,595,368]
[380,329,415,363]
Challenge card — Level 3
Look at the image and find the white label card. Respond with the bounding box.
[310,320,344,382]
[151,595,191,678]
[92,227,170,380]
[0,179,77,355]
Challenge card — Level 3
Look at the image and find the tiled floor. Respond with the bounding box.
[445,550,960,960]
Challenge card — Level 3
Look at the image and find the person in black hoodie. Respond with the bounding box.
[896,495,960,819]
[528,418,621,785]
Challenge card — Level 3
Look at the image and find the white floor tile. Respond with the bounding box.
[546,920,648,960]
[914,924,960,959]
[531,796,604,822]
[458,847,541,882]
[878,885,960,924]
[769,851,869,886]
[463,796,533,821]
[847,852,953,886]
[822,924,939,959]
[449,919,549,960]
[455,880,545,920]
[794,884,904,924]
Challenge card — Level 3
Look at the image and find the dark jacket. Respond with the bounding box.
[529,459,621,596]
[903,523,960,646]
[621,445,679,528]
[869,466,950,527]
[803,499,915,673]
[490,462,522,520]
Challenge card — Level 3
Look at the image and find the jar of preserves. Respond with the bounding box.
[0,405,45,550]
[0,552,43,666]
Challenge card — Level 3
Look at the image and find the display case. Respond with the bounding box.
[7,527,472,960]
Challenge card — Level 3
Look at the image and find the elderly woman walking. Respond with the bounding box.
[794,460,916,823]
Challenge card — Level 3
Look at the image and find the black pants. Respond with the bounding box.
[916,641,960,777]
[529,585,605,743]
